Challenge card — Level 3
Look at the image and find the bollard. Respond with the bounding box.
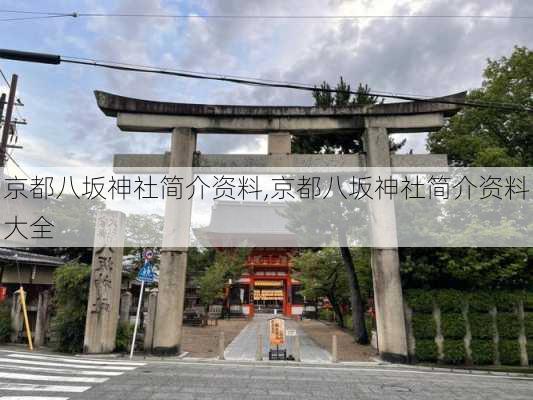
[256,334,263,361]
[218,331,225,360]
[331,334,338,363]
[294,335,301,362]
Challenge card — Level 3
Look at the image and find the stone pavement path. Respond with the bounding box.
[224,314,331,362]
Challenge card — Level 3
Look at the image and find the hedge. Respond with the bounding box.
[497,313,521,339]
[524,313,533,338]
[469,313,493,339]
[405,290,434,313]
[470,340,495,365]
[441,313,467,339]
[434,290,465,313]
[412,314,435,339]
[415,339,438,362]
[499,340,521,366]
[443,340,466,365]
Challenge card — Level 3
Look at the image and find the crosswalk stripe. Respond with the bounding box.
[0,382,89,392]
[0,372,107,383]
[0,397,69,400]
[0,351,144,366]
[0,363,122,376]
[0,357,134,371]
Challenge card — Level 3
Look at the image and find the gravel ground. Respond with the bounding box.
[181,319,248,358]
[298,318,378,362]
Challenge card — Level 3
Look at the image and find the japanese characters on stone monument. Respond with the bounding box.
[84,210,125,353]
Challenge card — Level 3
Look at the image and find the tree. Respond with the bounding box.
[49,262,91,353]
[404,46,533,291]
[198,249,248,310]
[289,77,391,344]
[428,46,533,166]
[292,249,350,327]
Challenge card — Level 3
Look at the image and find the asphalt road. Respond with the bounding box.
[0,349,532,400]
[73,360,533,400]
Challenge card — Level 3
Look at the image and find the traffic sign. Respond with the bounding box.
[143,249,154,261]
[137,260,155,283]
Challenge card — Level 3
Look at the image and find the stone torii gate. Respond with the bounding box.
[91,90,464,362]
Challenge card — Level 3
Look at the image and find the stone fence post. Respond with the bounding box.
[34,290,50,348]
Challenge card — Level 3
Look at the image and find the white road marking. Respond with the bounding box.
[0,357,133,371]
[0,397,69,400]
[0,364,122,376]
[0,382,89,392]
[0,351,144,366]
[0,372,107,383]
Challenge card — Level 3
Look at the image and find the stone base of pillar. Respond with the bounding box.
[152,346,180,356]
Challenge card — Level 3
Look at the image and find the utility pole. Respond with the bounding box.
[0,74,18,172]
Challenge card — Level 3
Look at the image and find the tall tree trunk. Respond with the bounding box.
[338,231,369,344]
[328,291,344,328]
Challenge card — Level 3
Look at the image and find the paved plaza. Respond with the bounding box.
[224,314,331,362]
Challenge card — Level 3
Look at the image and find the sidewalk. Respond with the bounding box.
[224,314,331,362]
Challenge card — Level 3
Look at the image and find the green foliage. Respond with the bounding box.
[435,290,465,313]
[0,302,11,343]
[405,289,434,313]
[441,314,467,339]
[468,292,495,313]
[415,340,438,362]
[412,314,436,339]
[524,292,533,311]
[499,340,522,366]
[497,313,521,339]
[50,262,91,353]
[469,313,493,339]
[198,249,248,308]
[428,47,533,167]
[318,308,334,322]
[524,313,533,338]
[470,340,495,365]
[115,322,133,353]
[443,340,466,365]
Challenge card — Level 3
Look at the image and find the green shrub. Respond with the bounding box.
[470,340,494,365]
[441,313,466,339]
[524,292,533,311]
[443,340,465,365]
[497,313,521,339]
[50,262,91,353]
[115,322,133,353]
[499,340,521,365]
[412,314,436,339]
[415,339,438,362]
[524,313,533,338]
[0,302,11,343]
[493,292,520,313]
[468,292,494,313]
[405,289,434,313]
[435,290,465,313]
[469,313,493,339]
[318,308,334,322]
[527,342,533,362]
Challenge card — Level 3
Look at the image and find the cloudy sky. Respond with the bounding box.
[0,0,532,176]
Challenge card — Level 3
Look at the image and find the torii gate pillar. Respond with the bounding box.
[364,126,408,363]
[152,128,196,355]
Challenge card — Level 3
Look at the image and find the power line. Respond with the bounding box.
[59,56,532,113]
[0,10,532,21]
[0,48,530,112]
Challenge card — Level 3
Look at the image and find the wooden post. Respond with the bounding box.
[0,74,17,171]
[10,291,21,342]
